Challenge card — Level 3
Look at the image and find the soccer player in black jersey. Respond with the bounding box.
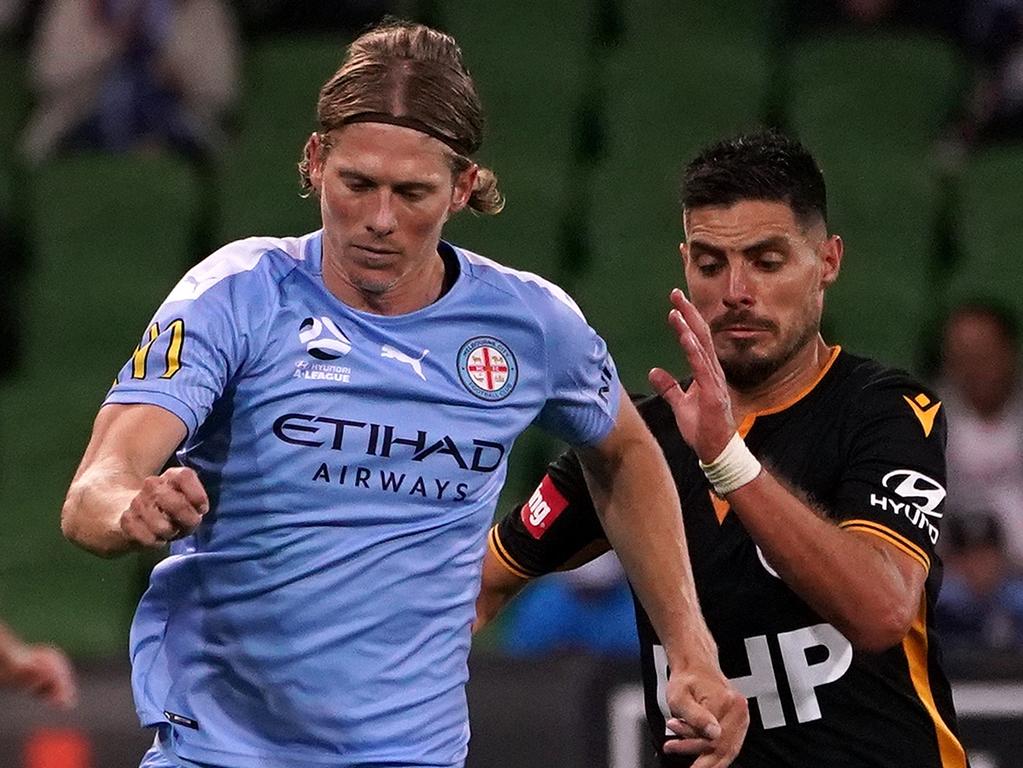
[477,131,967,768]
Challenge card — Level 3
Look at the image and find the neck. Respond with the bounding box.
[730,336,835,421]
[321,249,446,316]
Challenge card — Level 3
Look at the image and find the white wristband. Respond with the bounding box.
[698,432,762,496]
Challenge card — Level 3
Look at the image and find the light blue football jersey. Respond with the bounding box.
[105,232,621,768]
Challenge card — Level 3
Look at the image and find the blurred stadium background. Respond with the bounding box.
[1,0,1022,765]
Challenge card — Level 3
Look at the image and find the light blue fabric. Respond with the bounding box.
[108,232,620,767]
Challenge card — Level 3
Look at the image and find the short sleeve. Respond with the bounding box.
[532,293,621,447]
[103,245,273,436]
[831,373,948,573]
[491,448,608,578]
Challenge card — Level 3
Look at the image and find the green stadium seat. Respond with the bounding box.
[574,0,775,390]
[438,0,591,278]
[23,153,202,379]
[784,32,963,371]
[949,145,1023,325]
[786,32,968,155]
[217,36,348,244]
[819,149,940,371]
[0,152,201,655]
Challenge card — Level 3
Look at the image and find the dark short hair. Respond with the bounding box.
[682,130,828,228]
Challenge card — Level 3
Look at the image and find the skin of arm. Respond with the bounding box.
[61,403,208,558]
[575,389,748,766]
[575,390,719,676]
[473,552,530,634]
[651,289,927,654]
[726,475,926,653]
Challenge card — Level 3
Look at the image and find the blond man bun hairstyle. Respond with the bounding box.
[299,20,504,214]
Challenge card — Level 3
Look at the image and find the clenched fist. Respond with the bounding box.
[120,467,209,548]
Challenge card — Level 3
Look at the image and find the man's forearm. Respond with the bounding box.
[61,465,140,558]
[579,405,717,669]
[727,471,921,651]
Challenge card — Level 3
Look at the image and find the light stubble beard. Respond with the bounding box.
[718,319,820,392]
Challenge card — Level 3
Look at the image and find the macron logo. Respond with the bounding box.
[522,475,569,539]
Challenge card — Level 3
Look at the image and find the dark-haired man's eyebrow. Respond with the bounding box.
[741,236,790,256]
[687,240,726,259]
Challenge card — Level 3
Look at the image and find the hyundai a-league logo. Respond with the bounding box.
[299,316,352,360]
[458,336,518,401]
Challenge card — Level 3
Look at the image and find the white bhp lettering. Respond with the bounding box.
[527,487,552,527]
[653,623,852,733]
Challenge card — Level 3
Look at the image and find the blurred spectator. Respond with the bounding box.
[960,0,1023,144]
[21,0,240,165]
[938,301,1023,566]
[783,0,961,39]
[936,512,1023,650]
[0,0,24,35]
[0,0,40,41]
[0,621,77,708]
[499,552,639,658]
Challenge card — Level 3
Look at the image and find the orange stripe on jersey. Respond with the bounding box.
[488,526,533,579]
[839,519,931,572]
[747,345,842,418]
[903,596,967,768]
[709,492,731,524]
[712,348,842,526]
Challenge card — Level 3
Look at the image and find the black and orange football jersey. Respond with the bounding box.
[491,349,967,767]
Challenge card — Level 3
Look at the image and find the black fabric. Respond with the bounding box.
[495,350,965,767]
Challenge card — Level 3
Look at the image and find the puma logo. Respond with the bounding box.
[381,345,429,381]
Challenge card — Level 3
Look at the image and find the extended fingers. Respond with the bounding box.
[671,288,716,352]
[649,367,684,405]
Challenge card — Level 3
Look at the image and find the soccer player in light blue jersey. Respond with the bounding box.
[60,21,746,768]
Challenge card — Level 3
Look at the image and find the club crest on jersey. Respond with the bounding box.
[457,336,518,401]
[299,316,352,360]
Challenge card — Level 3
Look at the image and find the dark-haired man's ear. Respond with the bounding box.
[820,235,843,288]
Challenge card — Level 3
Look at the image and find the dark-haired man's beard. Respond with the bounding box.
[718,317,820,392]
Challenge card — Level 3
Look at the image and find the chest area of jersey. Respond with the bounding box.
[230,300,548,486]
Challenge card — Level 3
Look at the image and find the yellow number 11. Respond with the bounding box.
[131,319,185,380]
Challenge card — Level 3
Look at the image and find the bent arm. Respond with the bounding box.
[726,475,926,652]
[575,390,717,672]
[474,549,530,634]
[61,403,188,557]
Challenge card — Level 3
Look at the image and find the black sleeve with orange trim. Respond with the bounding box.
[831,369,948,573]
[491,443,608,578]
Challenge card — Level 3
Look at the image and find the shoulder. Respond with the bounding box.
[452,244,586,323]
[162,233,316,306]
[833,351,939,414]
[832,351,930,395]
[831,351,945,443]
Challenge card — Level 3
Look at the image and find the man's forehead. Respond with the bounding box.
[682,199,822,244]
[328,122,452,179]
